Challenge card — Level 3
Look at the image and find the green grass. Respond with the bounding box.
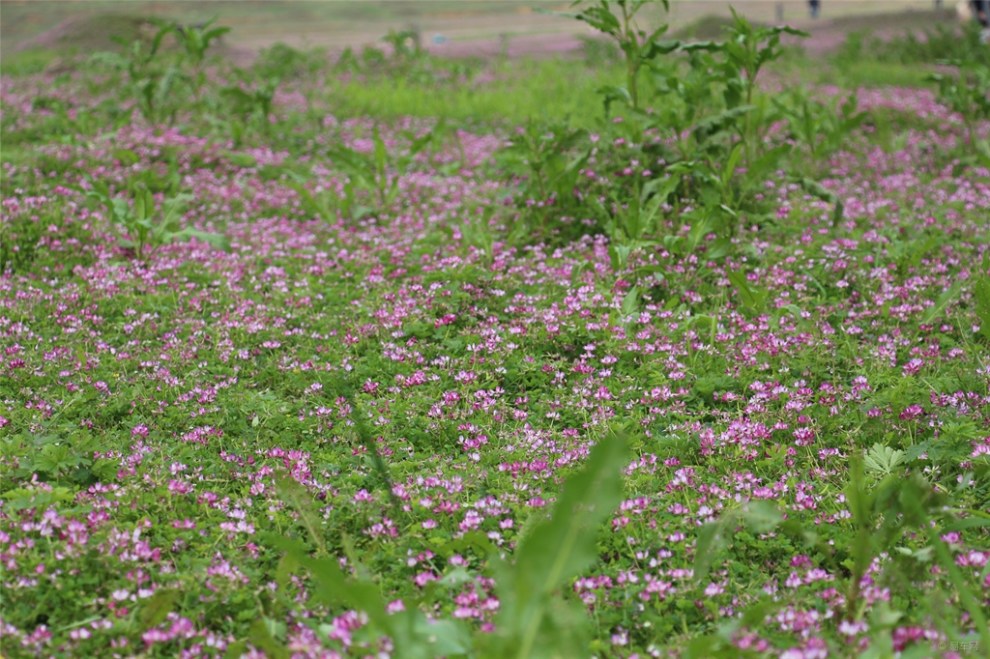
[1,48,61,76]
[828,60,941,88]
[772,51,941,89]
[327,59,623,129]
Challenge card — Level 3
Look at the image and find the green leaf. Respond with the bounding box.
[490,434,629,659]
[411,616,472,655]
[223,640,249,659]
[946,515,990,532]
[622,286,640,317]
[678,40,721,53]
[693,105,754,140]
[741,500,783,533]
[406,122,438,157]
[832,199,845,228]
[438,567,474,588]
[172,227,231,252]
[248,618,289,659]
[727,269,766,313]
[642,174,680,205]
[596,85,632,115]
[150,22,178,56]
[705,238,732,260]
[274,477,327,554]
[643,38,681,58]
[574,4,622,36]
[265,532,398,639]
[373,125,388,176]
[722,142,744,188]
[693,519,725,585]
[515,435,628,595]
[972,275,990,341]
[139,588,181,630]
[309,557,388,626]
[930,532,990,655]
[693,501,782,585]
[797,176,837,203]
[227,152,258,168]
[922,280,963,325]
[113,148,140,166]
[746,144,789,182]
[864,443,906,476]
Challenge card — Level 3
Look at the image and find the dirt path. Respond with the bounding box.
[5,1,960,64]
[210,3,961,62]
[221,14,956,65]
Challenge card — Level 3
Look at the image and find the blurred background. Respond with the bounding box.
[0,1,960,62]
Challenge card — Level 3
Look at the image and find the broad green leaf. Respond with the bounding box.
[223,641,249,659]
[596,85,632,115]
[410,615,472,655]
[727,269,766,313]
[694,502,782,585]
[248,618,289,659]
[693,518,725,585]
[622,286,640,317]
[490,434,628,659]
[274,477,327,554]
[722,142,744,188]
[741,501,783,533]
[173,227,231,252]
[705,237,732,260]
[513,435,628,595]
[972,275,990,341]
[266,531,392,634]
[922,280,963,324]
[641,174,680,204]
[139,588,181,630]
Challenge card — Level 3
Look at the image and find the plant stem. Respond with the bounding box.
[620,3,639,111]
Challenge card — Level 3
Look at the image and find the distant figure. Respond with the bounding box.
[809,0,821,19]
[972,0,990,26]
[969,0,990,42]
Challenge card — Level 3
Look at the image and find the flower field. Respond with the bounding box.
[2,4,989,658]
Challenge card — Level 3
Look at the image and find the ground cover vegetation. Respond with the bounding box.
[2,1,990,656]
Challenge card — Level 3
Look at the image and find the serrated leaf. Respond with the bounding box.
[864,443,905,476]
